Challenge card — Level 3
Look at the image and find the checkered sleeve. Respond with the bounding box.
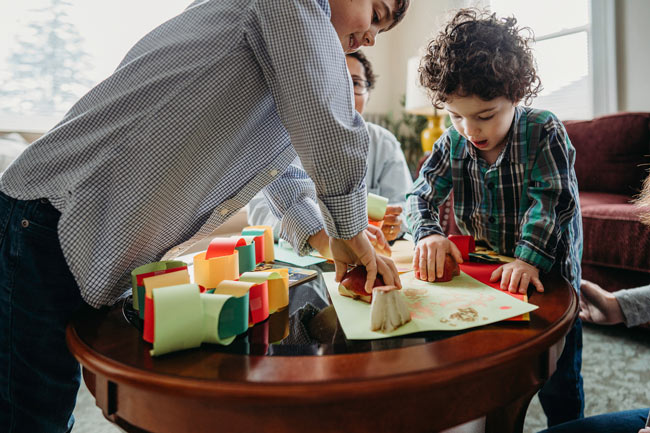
[250,0,369,240]
[263,163,325,255]
[515,117,579,272]
[405,134,454,244]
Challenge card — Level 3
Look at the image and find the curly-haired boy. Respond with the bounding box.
[405,8,584,427]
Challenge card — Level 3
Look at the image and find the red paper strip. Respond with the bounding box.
[205,237,247,260]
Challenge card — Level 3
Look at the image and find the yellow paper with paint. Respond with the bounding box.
[323,271,538,340]
[143,269,191,298]
[151,283,204,356]
[367,192,389,221]
[244,225,275,262]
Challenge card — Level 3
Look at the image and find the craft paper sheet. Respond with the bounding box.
[324,271,538,340]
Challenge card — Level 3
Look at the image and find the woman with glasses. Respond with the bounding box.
[247,50,412,256]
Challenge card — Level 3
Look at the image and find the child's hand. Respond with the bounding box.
[413,234,463,282]
[490,259,544,294]
[381,205,403,241]
[365,224,391,256]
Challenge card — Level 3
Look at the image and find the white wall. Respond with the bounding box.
[364,0,650,116]
[616,0,650,112]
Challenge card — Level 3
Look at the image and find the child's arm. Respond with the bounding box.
[506,116,580,293]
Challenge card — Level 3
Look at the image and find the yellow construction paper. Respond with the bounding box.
[323,271,538,340]
[193,250,239,289]
[143,269,191,298]
[239,270,289,313]
[244,225,275,262]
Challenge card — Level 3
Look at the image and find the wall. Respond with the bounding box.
[365,0,650,117]
[616,0,650,112]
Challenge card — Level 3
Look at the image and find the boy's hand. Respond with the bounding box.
[490,259,544,294]
[381,205,403,241]
[331,232,401,293]
[413,234,463,282]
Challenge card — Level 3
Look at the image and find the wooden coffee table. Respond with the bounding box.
[66,266,577,433]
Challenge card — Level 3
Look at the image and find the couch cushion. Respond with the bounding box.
[580,192,650,273]
[565,112,650,195]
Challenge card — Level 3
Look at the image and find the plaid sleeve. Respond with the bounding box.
[405,134,454,244]
[515,118,579,272]
[250,0,368,240]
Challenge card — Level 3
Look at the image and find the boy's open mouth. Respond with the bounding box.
[472,139,488,147]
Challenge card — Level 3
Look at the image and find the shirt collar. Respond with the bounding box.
[314,0,331,18]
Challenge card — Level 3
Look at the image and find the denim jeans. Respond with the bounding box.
[538,318,585,427]
[539,408,649,433]
[0,191,84,432]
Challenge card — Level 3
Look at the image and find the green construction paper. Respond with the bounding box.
[218,294,249,339]
[200,293,238,345]
[242,228,266,237]
[274,244,327,267]
[324,271,538,340]
[367,192,389,221]
[235,243,256,274]
[131,260,186,314]
[151,283,205,356]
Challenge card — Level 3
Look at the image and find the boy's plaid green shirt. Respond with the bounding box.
[406,106,583,290]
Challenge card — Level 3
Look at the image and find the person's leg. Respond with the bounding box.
[538,408,649,433]
[538,318,584,427]
[0,192,84,432]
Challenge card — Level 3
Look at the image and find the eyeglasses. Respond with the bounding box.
[352,78,371,95]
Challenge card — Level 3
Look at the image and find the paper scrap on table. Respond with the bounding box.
[274,243,327,266]
[323,271,538,340]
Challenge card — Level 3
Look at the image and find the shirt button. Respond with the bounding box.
[21,219,29,228]
[220,209,229,216]
[270,169,278,177]
[488,216,496,224]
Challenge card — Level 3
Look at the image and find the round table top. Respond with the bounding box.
[67,263,578,402]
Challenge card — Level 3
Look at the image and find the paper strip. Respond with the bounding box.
[193,250,239,290]
[150,284,204,356]
[142,269,191,342]
[130,261,186,314]
[368,192,389,221]
[243,226,275,262]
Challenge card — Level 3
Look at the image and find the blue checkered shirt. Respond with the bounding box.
[0,0,369,307]
[406,107,583,290]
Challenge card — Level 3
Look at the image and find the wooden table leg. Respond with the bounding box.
[485,389,538,433]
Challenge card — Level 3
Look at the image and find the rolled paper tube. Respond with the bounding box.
[193,250,239,290]
[448,235,476,261]
[268,307,290,343]
[235,243,256,274]
[213,280,253,339]
[137,265,188,319]
[130,261,186,313]
[243,226,275,262]
[247,281,269,326]
[200,293,239,346]
[150,284,205,356]
[142,269,191,341]
[239,270,289,314]
[367,192,389,221]
[205,237,247,260]
[241,232,264,264]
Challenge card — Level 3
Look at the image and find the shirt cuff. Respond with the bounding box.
[278,197,325,256]
[514,240,554,272]
[614,287,650,328]
[413,223,445,245]
[317,186,367,239]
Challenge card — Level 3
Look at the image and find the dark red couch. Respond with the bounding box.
[426,112,650,293]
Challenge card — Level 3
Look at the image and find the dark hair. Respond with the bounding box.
[386,0,410,31]
[635,171,650,225]
[346,50,376,90]
[419,8,541,107]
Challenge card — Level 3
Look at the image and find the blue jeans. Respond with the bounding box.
[539,408,649,433]
[539,318,585,427]
[0,191,84,432]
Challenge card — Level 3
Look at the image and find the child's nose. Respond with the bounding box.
[362,28,377,47]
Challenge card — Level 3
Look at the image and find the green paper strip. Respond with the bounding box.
[131,260,185,314]
[242,228,266,237]
[200,293,238,345]
[235,243,256,274]
[151,284,204,356]
[218,294,249,339]
[367,192,389,221]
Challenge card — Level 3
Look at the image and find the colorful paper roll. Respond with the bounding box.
[241,229,265,264]
[212,280,253,339]
[243,225,275,262]
[142,269,191,343]
[130,261,186,316]
[368,192,389,221]
[239,270,289,314]
[229,236,256,274]
[193,237,240,289]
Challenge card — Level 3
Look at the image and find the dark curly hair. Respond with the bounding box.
[347,50,376,90]
[419,8,542,107]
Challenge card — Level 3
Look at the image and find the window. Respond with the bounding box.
[489,0,616,120]
[0,0,189,132]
